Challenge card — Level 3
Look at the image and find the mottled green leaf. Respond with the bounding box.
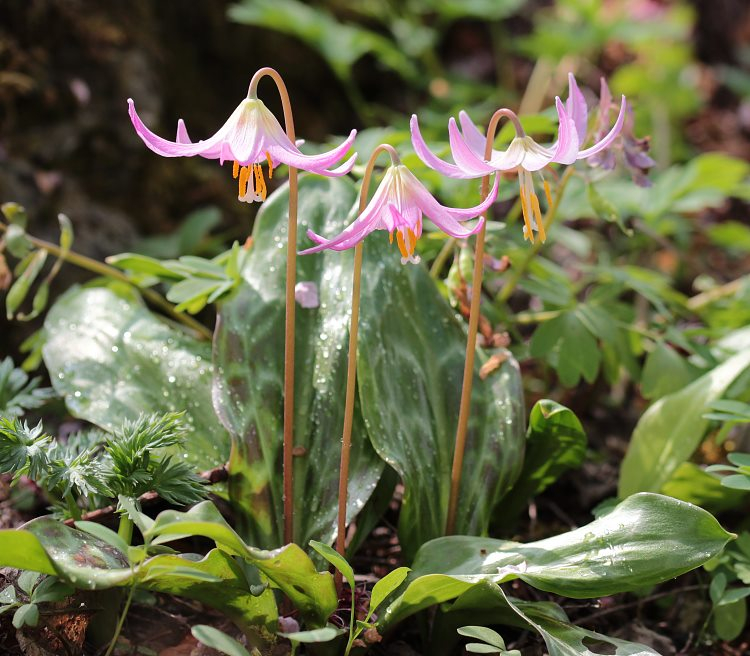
[0,519,277,637]
[213,176,383,549]
[357,241,525,559]
[42,283,228,469]
[499,586,659,656]
[619,349,750,497]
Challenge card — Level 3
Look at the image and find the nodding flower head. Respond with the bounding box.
[128,93,357,204]
[299,152,498,265]
[410,73,627,243]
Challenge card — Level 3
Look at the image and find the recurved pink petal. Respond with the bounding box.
[299,170,391,254]
[324,152,357,176]
[412,170,498,236]
[176,119,191,144]
[549,97,580,164]
[457,110,487,155]
[578,94,627,159]
[448,118,497,176]
[566,73,588,141]
[410,114,469,179]
[268,129,357,175]
[128,99,228,158]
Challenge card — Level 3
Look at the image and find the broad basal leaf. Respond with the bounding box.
[43,283,229,469]
[146,500,337,628]
[213,176,383,548]
[379,493,732,630]
[357,239,525,560]
[0,520,277,638]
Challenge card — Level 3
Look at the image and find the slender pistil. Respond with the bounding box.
[445,109,510,536]
[249,67,299,546]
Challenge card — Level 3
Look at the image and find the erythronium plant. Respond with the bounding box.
[410,73,626,243]
[128,67,358,545]
[300,144,497,563]
[409,74,626,535]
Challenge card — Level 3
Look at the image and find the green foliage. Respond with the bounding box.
[705,533,750,640]
[144,501,337,627]
[619,350,750,497]
[3,212,74,322]
[0,417,53,480]
[134,206,224,259]
[213,175,384,548]
[446,584,661,656]
[457,626,520,655]
[0,519,279,640]
[43,282,229,470]
[379,493,733,631]
[108,240,249,314]
[707,451,750,492]
[499,400,586,520]
[0,572,74,631]
[0,412,207,516]
[192,625,252,656]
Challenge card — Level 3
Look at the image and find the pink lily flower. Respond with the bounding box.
[410,73,627,243]
[128,94,357,204]
[299,156,499,264]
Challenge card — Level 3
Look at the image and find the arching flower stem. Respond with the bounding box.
[335,144,400,584]
[445,109,511,536]
[249,67,299,546]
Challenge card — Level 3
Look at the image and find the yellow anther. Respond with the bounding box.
[531,193,546,243]
[254,164,267,201]
[407,227,417,254]
[233,160,240,179]
[389,231,393,244]
[416,217,422,235]
[543,180,553,207]
[266,152,274,179]
[519,192,535,244]
[396,230,408,259]
[238,166,250,197]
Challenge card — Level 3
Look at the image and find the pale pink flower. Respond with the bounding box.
[300,158,498,264]
[128,94,356,204]
[410,74,627,242]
